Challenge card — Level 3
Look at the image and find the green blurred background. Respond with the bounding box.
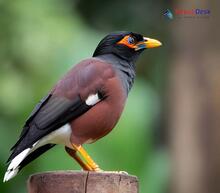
[0,0,170,192]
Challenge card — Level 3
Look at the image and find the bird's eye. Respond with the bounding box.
[128,36,135,44]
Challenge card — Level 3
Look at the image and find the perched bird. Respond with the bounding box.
[3,31,161,182]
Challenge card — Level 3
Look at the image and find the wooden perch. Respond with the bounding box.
[27,171,138,193]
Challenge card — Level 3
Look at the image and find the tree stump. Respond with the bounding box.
[27,171,138,193]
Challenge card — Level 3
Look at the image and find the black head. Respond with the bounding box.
[93,31,162,63]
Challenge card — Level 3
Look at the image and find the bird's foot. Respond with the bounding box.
[100,171,128,175]
[92,167,102,172]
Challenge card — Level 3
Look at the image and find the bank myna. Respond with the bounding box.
[4,31,161,182]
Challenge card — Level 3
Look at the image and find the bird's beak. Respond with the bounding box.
[144,37,162,48]
[135,37,162,51]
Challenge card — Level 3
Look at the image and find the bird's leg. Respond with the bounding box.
[65,146,92,171]
[71,144,102,171]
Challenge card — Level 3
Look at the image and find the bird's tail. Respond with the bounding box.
[3,148,31,182]
[3,143,55,182]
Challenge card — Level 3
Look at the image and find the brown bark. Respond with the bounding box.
[27,171,138,193]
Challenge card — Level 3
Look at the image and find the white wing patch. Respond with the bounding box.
[85,93,101,106]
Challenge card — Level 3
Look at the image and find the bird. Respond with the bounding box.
[3,31,162,182]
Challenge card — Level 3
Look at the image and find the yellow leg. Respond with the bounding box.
[65,146,93,171]
[72,144,102,171]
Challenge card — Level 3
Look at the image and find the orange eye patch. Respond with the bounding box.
[117,35,137,49]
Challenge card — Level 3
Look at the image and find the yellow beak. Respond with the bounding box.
[135,37,162,50]
[144,37,162,48]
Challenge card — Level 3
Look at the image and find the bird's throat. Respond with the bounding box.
[96,54,136,94]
